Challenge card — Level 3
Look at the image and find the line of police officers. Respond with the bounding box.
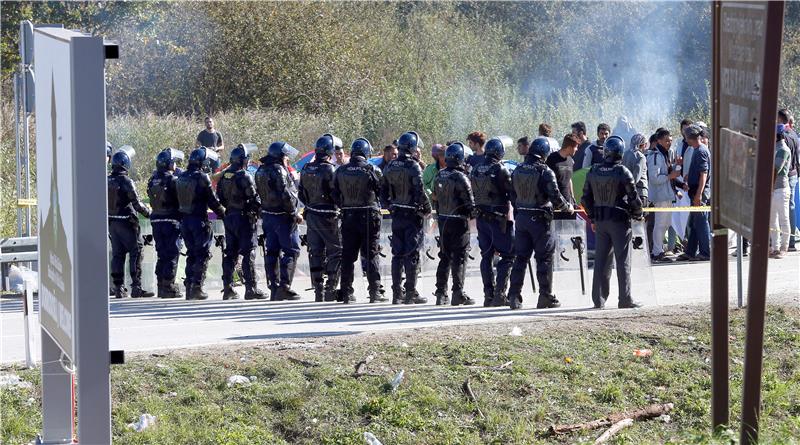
[106,130,643,309]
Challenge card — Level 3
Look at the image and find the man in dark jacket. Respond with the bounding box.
[176,146,226,300]
[381,131,432,304]
[147,148,184,298]
[508,137,573,310]
[299,134,343,302]
[334,138,386,303]
[108,147,152,299]
[217,144,265,301]
[255,141,302,301]
[581,136,643,309]
[432,142,476,306]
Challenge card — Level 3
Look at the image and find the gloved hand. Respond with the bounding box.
[565,204,575,216]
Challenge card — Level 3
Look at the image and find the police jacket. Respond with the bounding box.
[580,161,643,222]
[255,155,299,216]
[333,155,382,212]
[380,154,432,216]
[175,166,225,218]
[469,156,512,217]
[433,167,475,219]
[299,157,337,215]
[108,168,150,221]
[511,155,570,217]
[216,166,260,215]
[147,169,180,220]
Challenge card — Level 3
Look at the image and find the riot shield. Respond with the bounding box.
[551,218,589,308]
[628,220,657,306]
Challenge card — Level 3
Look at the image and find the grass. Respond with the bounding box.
[2,305,799,444]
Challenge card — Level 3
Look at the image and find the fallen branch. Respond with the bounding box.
[353,354,375,377]
[594,418,633,445]
[462,378,485,419]
[548,402,673,436]
[288,357,319,368]
[465,360,514,372]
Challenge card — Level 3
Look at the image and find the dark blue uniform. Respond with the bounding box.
[299,157,342,302]
[217,166,263,299]
[108,167,151,298]
[255,155,302,300]
[381,155,432,304]
[508,153,571,309]
[469,156,515,306]
[176,166,225,300]
[147,169,182,298]
[433,166,475,305]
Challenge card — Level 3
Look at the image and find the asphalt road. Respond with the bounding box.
[2,253,798,364]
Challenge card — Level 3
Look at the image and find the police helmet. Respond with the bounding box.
[229,143,254,168]
[111,151,131,171]
[397,131,424,156]
[106,141,113,158]
[444,142,466,167]
[188,146,220,172]
[603,135,625,163]
[267,141,298,160]
[156,147,185,171]
[315,133,343,158]
[484,136,513,160]
[350,137,373,158]
[529,137,551,160]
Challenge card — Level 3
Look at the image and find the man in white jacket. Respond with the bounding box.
[647,128,681,262]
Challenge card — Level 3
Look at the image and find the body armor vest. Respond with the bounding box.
[147,170,180,218]
[435,168,473,218]
[383,157,423,209]
[299,160,337,212]
[334,159,380,211]
[469,158,511,214]
[255,157,298,214]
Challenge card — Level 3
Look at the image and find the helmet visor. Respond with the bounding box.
[241,143,258,157]
[171,149,185,164]
[282,143,299,160]
[117,145,135,160]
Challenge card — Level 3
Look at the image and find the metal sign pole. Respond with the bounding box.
[23,280,34,368]
[710,1,729,430]
[737,233,744,308]
[14,73,24,237]
[740,2,785,443]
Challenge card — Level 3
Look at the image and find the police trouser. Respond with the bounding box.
[305,211,342,290]
[508,213,553,302]
[390,211,424,295]
[151,218,182,283]
[435,217,470,297]
[109,218,144,287]
[591,219,633,307]
[222,211,258,287]
[180,215,213,286]
[261,213,301,289]
[476,215,515,298]
[340,209,382,294]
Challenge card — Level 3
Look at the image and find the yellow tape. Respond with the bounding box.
[17,198,37,207]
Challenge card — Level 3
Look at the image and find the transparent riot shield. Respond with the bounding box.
[551,218,590,308]
[628,220,657,306]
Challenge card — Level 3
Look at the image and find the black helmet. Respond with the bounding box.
[188,146,220,172]
[444,142,466,168]
[156,147,184,171]
[229,143,254,168]
[603,136,625,163]
[484,136,513,160]
[397,131,423,156]
[314,133,342,158]
[529,137,551,160]
[267,141,298,160]
[350,137,372,158]
[111,145,135,171]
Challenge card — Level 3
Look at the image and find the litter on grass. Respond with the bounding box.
[509,326,523,336]
[364,432,384,445]
[390,370,405,392]
[227,375,251,387]
[127,414,156,432]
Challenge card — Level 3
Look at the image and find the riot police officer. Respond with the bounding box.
[581,136,643,309]
[333,138,385,303]
[507,137,573,310]
[255,141,302,301]
[176,146,226,300]
[432,142,476,306]
[299,134,343,302]
[469,136,515,307]
[381,131,432,304]
[147,147,184,299]
[217,144,266,301]
[108,147,153,298]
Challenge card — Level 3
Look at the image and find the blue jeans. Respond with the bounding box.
[789,175,797,248]
[686,211,710,257]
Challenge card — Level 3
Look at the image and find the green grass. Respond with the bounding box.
[2,305,799,444]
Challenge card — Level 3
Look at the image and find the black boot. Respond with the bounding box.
[314,285,324,302]
[509,294,522,310]
[490,290,508,307]
[190,285,209,301]
[112,284,129,299]
[324,287,339,302]
[185,283,194,300]
[536,294,561,309]
[167,281,183,299]
[222,284,239,301]
[130,285,154,298]
[369,283,388,303]
[158,280,181,299]
[483,291,494,307]
[244,286,267,300]
[434,290,450,306]
[452,292,475,306]
[618,300,642,309]
[269,285,279,301]
[276,285,301,301]
[391,285,404,305]
[404,290,427,305]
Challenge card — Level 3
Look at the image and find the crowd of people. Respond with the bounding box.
[104,110,800,309]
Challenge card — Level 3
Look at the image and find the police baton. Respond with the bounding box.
[570,236,586,295]
[527,261,536,293]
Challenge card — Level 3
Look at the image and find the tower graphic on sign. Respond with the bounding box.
[39,74,74,357]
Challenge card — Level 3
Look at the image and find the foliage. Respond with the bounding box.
[2,305,800,444]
